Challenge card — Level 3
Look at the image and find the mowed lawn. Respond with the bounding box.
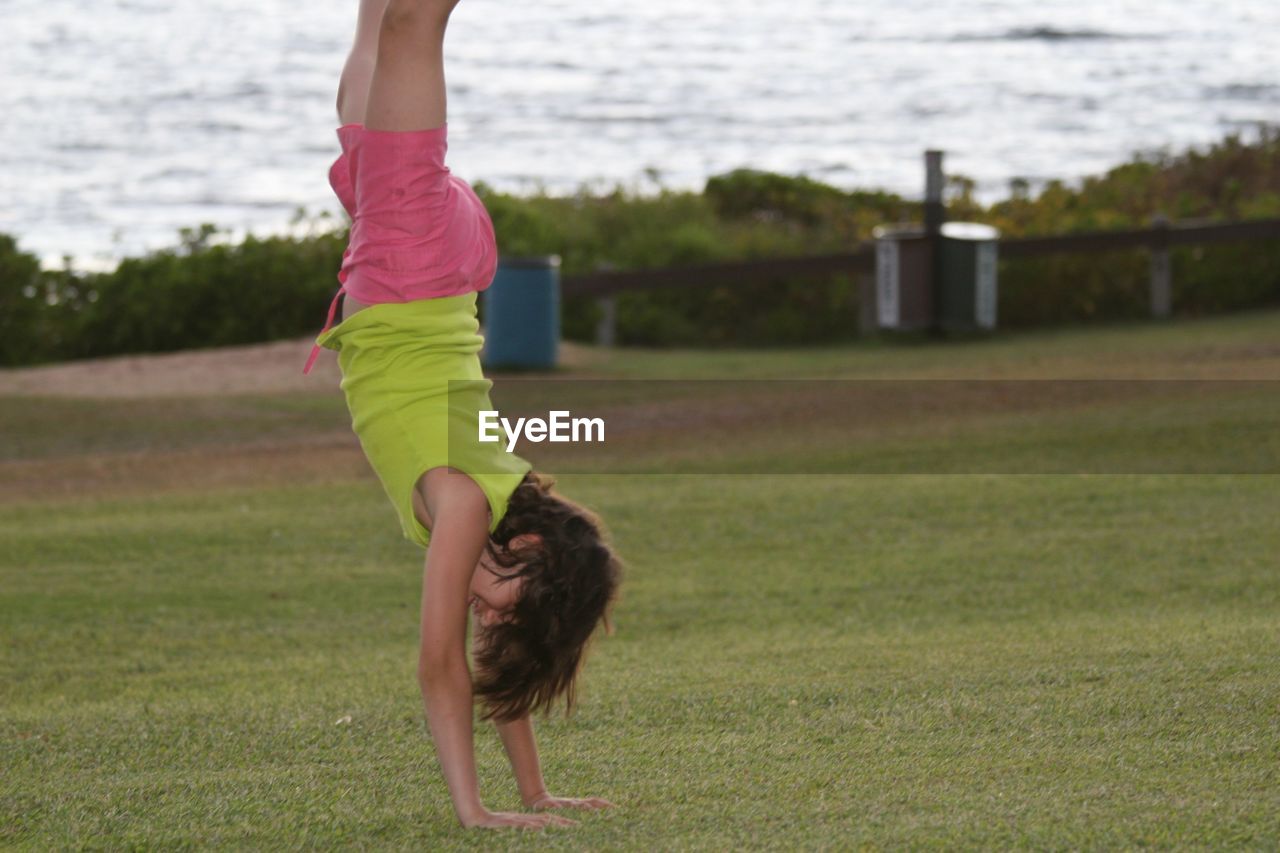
[2,309,1279,849]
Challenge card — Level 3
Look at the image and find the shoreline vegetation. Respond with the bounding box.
[2,126,1277,367]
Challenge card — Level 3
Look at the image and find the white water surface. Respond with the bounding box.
[2,0,1276,270]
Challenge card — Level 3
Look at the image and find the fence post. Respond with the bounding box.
[857,272,877,335]
[596,295,617,347]
[1150,214,1172,319]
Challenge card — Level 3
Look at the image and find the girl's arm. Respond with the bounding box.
[417,469,574,830]
[491,712,616,809]
[494,711,619,813]
[416,481,489,825]
[493,714,551,807]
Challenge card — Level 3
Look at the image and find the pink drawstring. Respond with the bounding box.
[303,284,345,375]
[303,248,352,375]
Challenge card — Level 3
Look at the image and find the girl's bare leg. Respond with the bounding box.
[364,0,462,132]
[337,0,393,125]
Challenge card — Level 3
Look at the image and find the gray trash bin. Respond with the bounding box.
[872,224,932,331]
[938,222,999,332]
[480,255,560,370]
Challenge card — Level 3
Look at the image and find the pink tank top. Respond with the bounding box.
[303,123,499,374]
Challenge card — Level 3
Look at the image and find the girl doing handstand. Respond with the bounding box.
[307,0,624,831]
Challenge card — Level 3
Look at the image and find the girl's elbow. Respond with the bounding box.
[416,647,469,689]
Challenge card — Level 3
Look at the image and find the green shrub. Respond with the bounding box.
[68,223,346,362]
[984,126,1280,329]
[2,126,1276,365]
[0,235,47,365]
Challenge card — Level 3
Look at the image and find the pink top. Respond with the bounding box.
[303,122,499,374]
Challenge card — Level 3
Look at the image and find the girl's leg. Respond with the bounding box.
[336,0,393,125]
[364,0,462,132]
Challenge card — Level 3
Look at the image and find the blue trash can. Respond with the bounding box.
[480,255,561,370]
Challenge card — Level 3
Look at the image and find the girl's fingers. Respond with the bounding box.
[477,810,574,831]
[530,795,615,812]
[558,797,614,810]
[528,812,573,825]
[578,798,614,808]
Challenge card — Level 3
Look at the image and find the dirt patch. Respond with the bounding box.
[0,436,375,505]
[2,330,1275,501]
[0,337,600,400]
[0,336,599,502]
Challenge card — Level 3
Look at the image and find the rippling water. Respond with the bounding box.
[2,0,1276,270]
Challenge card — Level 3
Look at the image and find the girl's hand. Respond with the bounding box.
[463,808,577,830]
[528,792,617,811]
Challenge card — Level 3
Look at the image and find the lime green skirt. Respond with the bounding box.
[316,292,532,549]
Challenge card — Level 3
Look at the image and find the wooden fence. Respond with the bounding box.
[562,216,1280,345]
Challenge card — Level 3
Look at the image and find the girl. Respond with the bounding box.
[304,0,623,831]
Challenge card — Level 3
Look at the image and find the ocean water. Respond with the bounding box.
[2,0,1276,270]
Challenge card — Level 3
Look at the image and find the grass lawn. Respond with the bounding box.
[2,308,1279,849]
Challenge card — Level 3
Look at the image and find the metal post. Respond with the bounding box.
[596,295,617,347]
[1150,214,1172,319]
[924,151,945,236]
[924,150,946,336]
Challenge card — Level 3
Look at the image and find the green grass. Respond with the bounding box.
[570,304,1280,378]
[3,309,1280,849]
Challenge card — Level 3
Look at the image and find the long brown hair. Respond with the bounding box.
[471,471,624,723]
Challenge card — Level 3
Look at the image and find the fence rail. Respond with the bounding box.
[998,216,1280,258]
[562,248,875,299]
[562,216,1280,345]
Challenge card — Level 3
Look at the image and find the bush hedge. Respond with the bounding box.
[2,126,1277,366]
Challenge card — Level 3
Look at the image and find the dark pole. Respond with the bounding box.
[924,150,945,336]
[924,150,945,234]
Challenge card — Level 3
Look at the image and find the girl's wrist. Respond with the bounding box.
[456,801,489,827]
